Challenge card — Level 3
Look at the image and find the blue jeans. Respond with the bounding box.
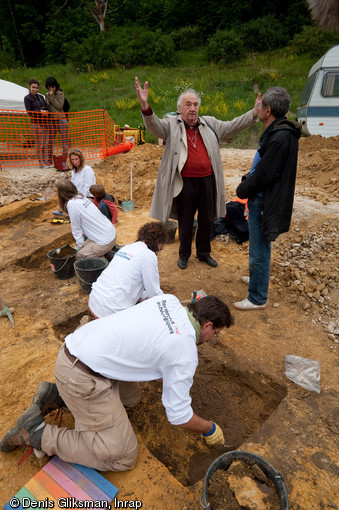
[32,124,49,165]
[48,118,70,163]
[248,197,271,305]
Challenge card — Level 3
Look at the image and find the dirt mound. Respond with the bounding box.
[90,134,339,212]
[297,135,339,202]
[0,134,337,208]
[299,134,339,152]
[94,143,163,209]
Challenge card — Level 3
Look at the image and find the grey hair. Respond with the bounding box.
[262,87,290,118]
[177,89,201,109]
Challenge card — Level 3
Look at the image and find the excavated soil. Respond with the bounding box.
[207,460,281,510]
[0,136,338,509]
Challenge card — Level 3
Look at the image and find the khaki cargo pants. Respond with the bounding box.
[41,344,139,471]
[76,236,116,260]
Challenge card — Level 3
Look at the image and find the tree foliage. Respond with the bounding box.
[0,0,320,68]
[207,29,245,62]
[241,16,289,52]
[291,25,339,57]
[66,26,175,69]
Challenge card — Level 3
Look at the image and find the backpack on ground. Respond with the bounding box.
[211,199,249,244]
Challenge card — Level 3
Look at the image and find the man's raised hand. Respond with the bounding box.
[135,76,149,110]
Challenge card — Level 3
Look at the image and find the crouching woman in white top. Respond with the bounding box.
[57,179,116,260]
[89,221,166,318]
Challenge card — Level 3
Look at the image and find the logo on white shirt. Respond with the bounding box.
[157,300,178,335]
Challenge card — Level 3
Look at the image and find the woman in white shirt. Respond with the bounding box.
[89,221,166,318]
[67,149,96,198]
[57,180,116,259]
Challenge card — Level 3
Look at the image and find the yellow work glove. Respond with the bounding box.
[202,422,224,446]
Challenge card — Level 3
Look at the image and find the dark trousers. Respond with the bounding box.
[177,175,215,260]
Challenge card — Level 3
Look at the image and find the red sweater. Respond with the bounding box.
[141,107,212,177]
[94,193,118,224]
[181,124,213,178]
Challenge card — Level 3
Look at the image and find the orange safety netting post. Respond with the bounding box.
[0,109,140,168]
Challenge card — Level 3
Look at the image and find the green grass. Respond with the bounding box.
[0,48,315,148]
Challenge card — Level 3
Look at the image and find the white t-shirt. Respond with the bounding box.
[66,294,198,426]
[71,165,96,197]
[89,241,163,317]
[67,197,116,247]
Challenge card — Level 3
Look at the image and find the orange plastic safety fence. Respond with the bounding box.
[0,109,140,168]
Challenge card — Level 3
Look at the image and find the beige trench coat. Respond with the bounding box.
[143,110,256,223]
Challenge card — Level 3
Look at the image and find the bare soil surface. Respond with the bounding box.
[0,136,338,509]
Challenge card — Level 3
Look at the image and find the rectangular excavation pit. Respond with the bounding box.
[53,311,91,339]
[13,234,74,269]
[128,354,286,487]
[0,200,53,227]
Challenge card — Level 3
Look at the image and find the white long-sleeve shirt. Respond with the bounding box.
[67,197,116,247]
[71,165,96,198]
[66,294,198,426]
[89,241,163,317]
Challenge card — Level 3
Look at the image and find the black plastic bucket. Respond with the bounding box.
[200,450,289,510]
[47,246,76,280]
[74,257,108,294]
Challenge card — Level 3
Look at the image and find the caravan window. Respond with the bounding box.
[321,72,339,97]
[299,72,317,106]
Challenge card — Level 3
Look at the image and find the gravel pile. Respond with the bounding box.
[216,221,338,346]
[272,222,338,345]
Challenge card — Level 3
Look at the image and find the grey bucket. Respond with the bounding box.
[47,246,76,280]
[165,220,178,244]
[192,218,198,241]
[74,257,108,294]
[200,450,289,510]
[166,219,198,244]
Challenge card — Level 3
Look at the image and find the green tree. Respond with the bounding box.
[242,16,289,52]
[82,0,109,32]
[291,25,339,57]
[43,1,96,64]
[207,28,245,61]
[0,0,315,67]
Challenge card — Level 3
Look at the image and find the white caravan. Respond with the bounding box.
[297,44,339,137]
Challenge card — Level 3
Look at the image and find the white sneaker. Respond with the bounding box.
[241,276,250,285]
[233,298,266,310]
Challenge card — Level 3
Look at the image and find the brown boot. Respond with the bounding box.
[0,404,46,452]
[31,380,67,415]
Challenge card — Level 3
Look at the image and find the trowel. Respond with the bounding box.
[0,296,14,328]
[121,163,135,212]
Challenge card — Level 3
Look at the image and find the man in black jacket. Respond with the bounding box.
[234,87,301,310]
